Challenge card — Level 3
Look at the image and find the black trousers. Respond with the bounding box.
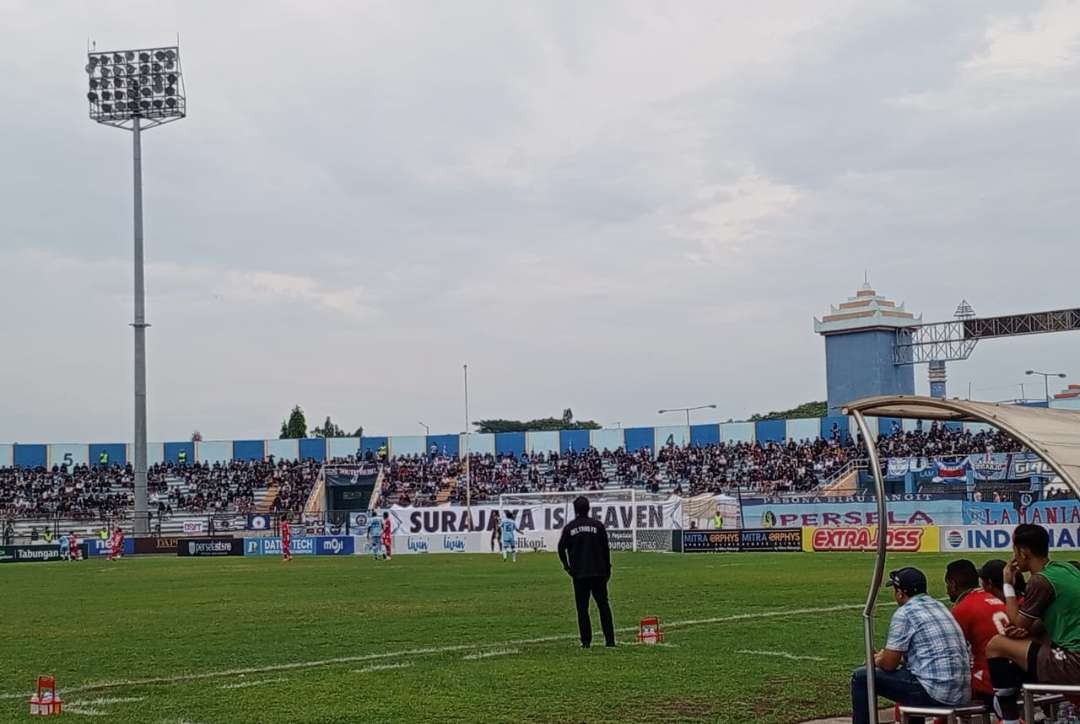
[573,576,615,647]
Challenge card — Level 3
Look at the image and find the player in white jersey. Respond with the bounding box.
[367,514,384,560]
[499,512,520,563]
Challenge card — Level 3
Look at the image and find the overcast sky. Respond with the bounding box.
[1,0,1078,443]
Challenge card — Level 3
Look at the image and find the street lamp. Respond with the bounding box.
[658,404,718,427]
[418,421,430,435]
[86,44,187,536]
[1025,370,1067,405]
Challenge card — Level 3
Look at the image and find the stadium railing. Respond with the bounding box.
[897,704,988,723]
[1022,683,1080,722]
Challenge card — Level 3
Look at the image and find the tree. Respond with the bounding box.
[473,410,601,434]
[310,416,347,438]
[351,426,364,438]
[279,405,308,439]
[749,401,827,422]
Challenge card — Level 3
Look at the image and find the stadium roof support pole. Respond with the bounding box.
[851,409,887,724]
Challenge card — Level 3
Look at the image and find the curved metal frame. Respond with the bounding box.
[852,410,888,724]
[847,396,1080,724]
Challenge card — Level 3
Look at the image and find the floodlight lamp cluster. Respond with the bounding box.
[86,46,185,127]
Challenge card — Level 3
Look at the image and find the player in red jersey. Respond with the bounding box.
[281,516,292,562]
[381,512,392,561]
[67,531,80,561]
[109,527,124,561]
[946,559,1008,705]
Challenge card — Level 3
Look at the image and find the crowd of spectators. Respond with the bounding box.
[0,459,320,520]
[0,422,1032,519]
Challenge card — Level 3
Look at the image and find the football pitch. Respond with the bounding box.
[0,551,963,723]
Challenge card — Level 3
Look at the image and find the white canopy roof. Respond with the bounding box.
[843,395,1080,496]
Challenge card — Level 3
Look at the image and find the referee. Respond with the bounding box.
[557,496,616,648]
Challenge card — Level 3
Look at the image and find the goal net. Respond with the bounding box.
[497,489,679,552]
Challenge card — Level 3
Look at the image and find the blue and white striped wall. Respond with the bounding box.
[3,402,1067,468]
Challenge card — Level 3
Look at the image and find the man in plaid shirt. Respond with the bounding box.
[851,567,970,724]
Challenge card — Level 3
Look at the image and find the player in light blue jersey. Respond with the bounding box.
[367,514,384,560]
[500,512,520,563]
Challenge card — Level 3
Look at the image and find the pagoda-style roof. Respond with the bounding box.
[814,283,921,335]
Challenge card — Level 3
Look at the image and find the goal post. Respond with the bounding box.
[497,489,679,552]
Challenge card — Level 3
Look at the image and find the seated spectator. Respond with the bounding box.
[986,524,1080,724]
[850,567,970,724]
[946,559,1007,707]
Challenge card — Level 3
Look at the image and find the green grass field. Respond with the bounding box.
[0,551,966,723]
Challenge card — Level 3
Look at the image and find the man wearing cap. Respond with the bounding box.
[850,567,970,724]
[985,524,1080,724]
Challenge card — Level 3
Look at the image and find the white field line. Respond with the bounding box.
[351,662,413,673]
[219,677,286,690]
[735,649,825,662]
[0,602,862,701]
[462,648,519,660]
[67,696,146,706]
[64,706,107,717]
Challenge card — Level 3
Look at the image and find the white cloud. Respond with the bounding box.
[966,0,1080,76]
[666,174,803,264]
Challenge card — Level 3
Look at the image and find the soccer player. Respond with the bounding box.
[281,516,293,562]
[381,512,392,561]
[499,512,519,563]
[945,559,1007,706]
[367,513,384,560]
[109,527,124,561]
[67,531,80,561]
[57,530,70,561]
[986,524,1080,724]
[490,511,502,554]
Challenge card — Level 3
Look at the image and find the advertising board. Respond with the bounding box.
[176,538,244,557]
[802,526,940,553]
[939,525,1080,552]
[85,538,136,557]
[681,529,802,553]
[0,544,89,563]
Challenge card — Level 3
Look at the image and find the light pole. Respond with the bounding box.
[86,45,186,536]
[658,404,718,427]
[463,364,471,521]
[418,421,430,435]
[1025,370,1066,405]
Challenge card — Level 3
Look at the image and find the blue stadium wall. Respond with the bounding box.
[5,400,1071,468]
[824,330,915,414]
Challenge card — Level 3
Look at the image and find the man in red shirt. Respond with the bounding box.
[381,512,393,561]
[280,516,292,562]
[946,559,1008,705]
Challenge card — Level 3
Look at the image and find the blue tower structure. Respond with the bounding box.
[815,283,922,414]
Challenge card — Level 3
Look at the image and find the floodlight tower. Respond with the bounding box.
[85,45,186,535]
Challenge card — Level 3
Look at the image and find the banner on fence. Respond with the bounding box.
[0,544,89,563]
[681,528,802,553]
[963,500,1080,526]
[802,526,940,553]
[390,531,562,555]
[247,514,272,531]
[743,497,961,528]
[176,538,243,557]
[940,525,1080,552]
[388,498,682,535]
[134,536,184,555]
[884,453,1057,483]
[244,536,316,557]
[85,538,135,557]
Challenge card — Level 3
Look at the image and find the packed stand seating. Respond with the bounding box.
[0,459,321,520]
[873,423,1023,458]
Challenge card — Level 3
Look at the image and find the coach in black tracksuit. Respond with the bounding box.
[557,496,615,648]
